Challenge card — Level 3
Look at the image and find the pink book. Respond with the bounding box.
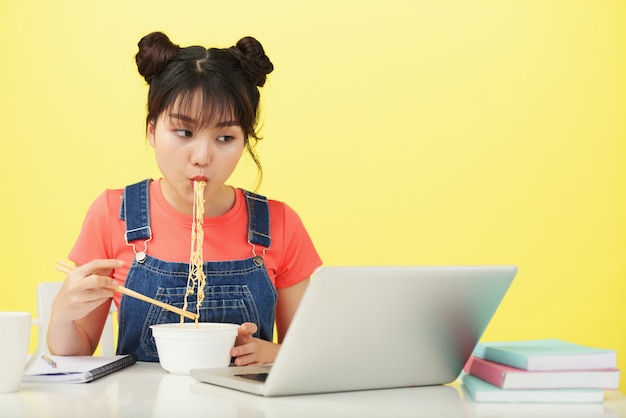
[464,356,620,390]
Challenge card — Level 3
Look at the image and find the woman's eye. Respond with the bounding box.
[217,135,234,143]
[175,129,193,138]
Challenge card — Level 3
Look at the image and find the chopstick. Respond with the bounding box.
[55,260,198,321]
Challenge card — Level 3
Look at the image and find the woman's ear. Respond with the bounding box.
[146,119,156,147]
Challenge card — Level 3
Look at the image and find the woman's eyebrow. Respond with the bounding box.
[214,120,239,127]
[168,113,239,128]
[168,113,197,124]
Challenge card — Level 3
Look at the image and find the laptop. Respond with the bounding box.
[191,265,517,396]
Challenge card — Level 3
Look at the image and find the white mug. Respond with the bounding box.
[0,312,42,393]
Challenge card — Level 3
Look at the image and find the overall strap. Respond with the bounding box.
[242,190,271,248]
[119,179,152,243]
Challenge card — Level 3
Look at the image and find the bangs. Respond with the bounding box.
[167,88,238,129]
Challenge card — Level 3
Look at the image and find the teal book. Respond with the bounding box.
[462,374,605,403]
[472,339,617,371]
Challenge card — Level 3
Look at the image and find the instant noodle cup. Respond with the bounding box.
[150,322,239,375]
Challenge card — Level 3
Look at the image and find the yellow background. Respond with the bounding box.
[1,0,624,392]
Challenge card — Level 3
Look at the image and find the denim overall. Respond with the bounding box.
[115,179,277,362]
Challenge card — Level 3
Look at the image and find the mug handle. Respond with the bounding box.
[25,319,43,371]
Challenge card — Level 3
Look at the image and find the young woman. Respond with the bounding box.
[48,32,322,366]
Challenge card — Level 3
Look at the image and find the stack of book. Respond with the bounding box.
[462,339,621,403]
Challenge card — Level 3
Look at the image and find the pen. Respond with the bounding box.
[41,354,57,368]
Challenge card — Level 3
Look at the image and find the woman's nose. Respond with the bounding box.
[190,139,211,166]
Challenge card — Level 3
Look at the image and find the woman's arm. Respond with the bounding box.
[275,278,309,343]
[48,300,111,355]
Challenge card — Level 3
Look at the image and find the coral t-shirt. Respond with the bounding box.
[69,179,322,307]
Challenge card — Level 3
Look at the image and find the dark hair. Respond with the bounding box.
[135,31,274,188]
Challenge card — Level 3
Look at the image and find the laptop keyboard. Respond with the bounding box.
[235,373,269,383]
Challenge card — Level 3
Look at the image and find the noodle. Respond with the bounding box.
[181,180,206,325]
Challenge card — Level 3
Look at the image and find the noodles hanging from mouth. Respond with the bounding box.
[182,180,206,325]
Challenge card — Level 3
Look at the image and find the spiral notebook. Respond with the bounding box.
[23,354,137,384]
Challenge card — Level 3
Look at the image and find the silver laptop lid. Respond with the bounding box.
[262,265,516,396]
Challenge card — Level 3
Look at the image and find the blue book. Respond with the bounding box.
[472,339,617,371]
[462,374,605,403]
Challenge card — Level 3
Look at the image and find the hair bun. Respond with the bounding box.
[234,37,274,87]
[136,32,181,84]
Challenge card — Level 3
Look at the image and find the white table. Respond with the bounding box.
[3,363,625,417]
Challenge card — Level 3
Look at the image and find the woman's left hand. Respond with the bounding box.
[231,322,279,366]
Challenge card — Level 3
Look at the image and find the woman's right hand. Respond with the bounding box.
[48,259,123,355]
[52,259,124,323]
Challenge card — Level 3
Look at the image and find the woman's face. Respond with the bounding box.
[147,101,245,215]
